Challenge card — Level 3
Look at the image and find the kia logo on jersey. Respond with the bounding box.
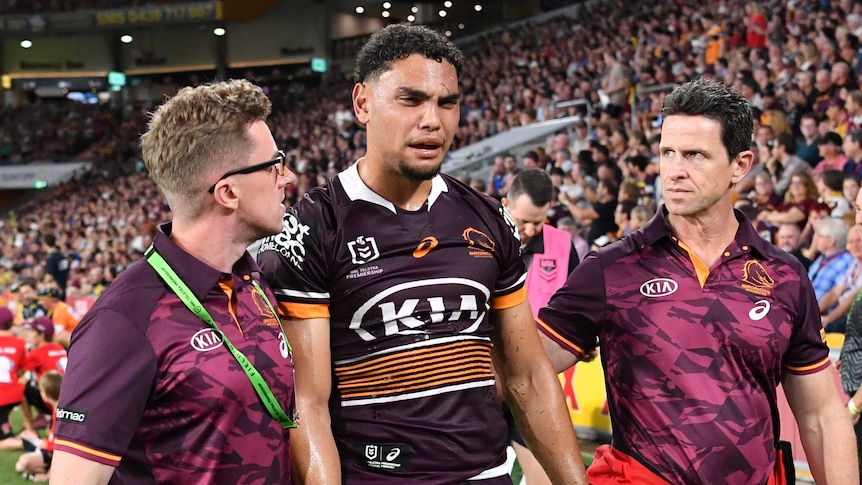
[350,277,490,341]
[639,278,679,297]
[190,328,224,352]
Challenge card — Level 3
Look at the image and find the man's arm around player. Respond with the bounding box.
[491,298,588,484]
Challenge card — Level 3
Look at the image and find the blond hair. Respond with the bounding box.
[141,79,272,219]
[39,370,62,402]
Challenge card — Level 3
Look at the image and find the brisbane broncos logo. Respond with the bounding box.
[462,228,495,258]
[741,259,775,297]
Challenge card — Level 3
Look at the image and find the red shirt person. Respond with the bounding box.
[20,316,66,433]
[0,307,25,438]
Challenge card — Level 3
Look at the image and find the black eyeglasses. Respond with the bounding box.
[208,150,288,193]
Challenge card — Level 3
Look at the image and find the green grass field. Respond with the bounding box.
[0,407,42,484]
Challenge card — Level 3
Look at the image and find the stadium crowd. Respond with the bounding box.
[3,0,862,317]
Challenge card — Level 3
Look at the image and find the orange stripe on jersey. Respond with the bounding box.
[785,356,831,374]
[536,317,586,357]
[54,439,122,464]
[279,301,329,320]
[492,286,526,310]
[677,240,710,288]
[334,340,494,400]
[336,340,490,375]
[337,351,492,388]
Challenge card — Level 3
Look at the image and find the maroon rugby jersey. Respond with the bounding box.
[258,162,527,483]
[54,224,295,484]
[538,207,830,484]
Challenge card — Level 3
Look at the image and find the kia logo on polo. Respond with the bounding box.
[190,328,224,352]
[639,278,679,297]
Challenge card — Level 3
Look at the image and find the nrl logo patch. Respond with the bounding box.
[348,236,380,265]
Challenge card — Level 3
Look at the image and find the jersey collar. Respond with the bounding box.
[153,223,260,301]
[641,205,771,259]
[339,159,449,214]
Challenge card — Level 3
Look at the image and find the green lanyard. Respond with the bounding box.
[145,245,296,429]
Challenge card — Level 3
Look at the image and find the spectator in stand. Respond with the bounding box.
[15,371,62,483]
[847,91,862,133]
[19,317,66,434]
[750,171,783,213]
[37,288,78,349]
[796,113,823,167]
[570,178,619,246]
[612,200,638,242]
[825,98,850,137]
[817,169,852,217]
[42,234,69,300]
[0,308,24,441]
[629,205,654,232]
[809,217,856,303]
[14,279,46,325]
[764,133,811,197]
[844,175,861,207]
[844,131,862,178]
[759,172,822,228]
[777,222,813,269]
[819,225,862,334]
[814,132,850,173]
[557,216,590,262]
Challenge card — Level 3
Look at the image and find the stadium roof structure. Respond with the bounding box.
[442,115,584,176]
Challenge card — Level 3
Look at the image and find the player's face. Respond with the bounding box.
[354,54,460,181]
[659,115,751,219]
[504,194,548,247]
[234,120,295,240]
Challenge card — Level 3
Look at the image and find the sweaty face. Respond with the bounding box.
[659,115,749,219]
[354,54,460,181]
[505,193,549,247]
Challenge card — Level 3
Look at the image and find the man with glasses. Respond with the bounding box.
[51,79,297,484]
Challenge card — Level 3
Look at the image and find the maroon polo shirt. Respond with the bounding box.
[538,207,830,484]
[54,223,295,484]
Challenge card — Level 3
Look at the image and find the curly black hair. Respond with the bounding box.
[355,24,465,82]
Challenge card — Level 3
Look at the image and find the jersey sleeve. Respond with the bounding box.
[783,265,831,375]
[53,307,157,467]
[491,202,527,310]
[257,204,331,320]
[536,252,606,359]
